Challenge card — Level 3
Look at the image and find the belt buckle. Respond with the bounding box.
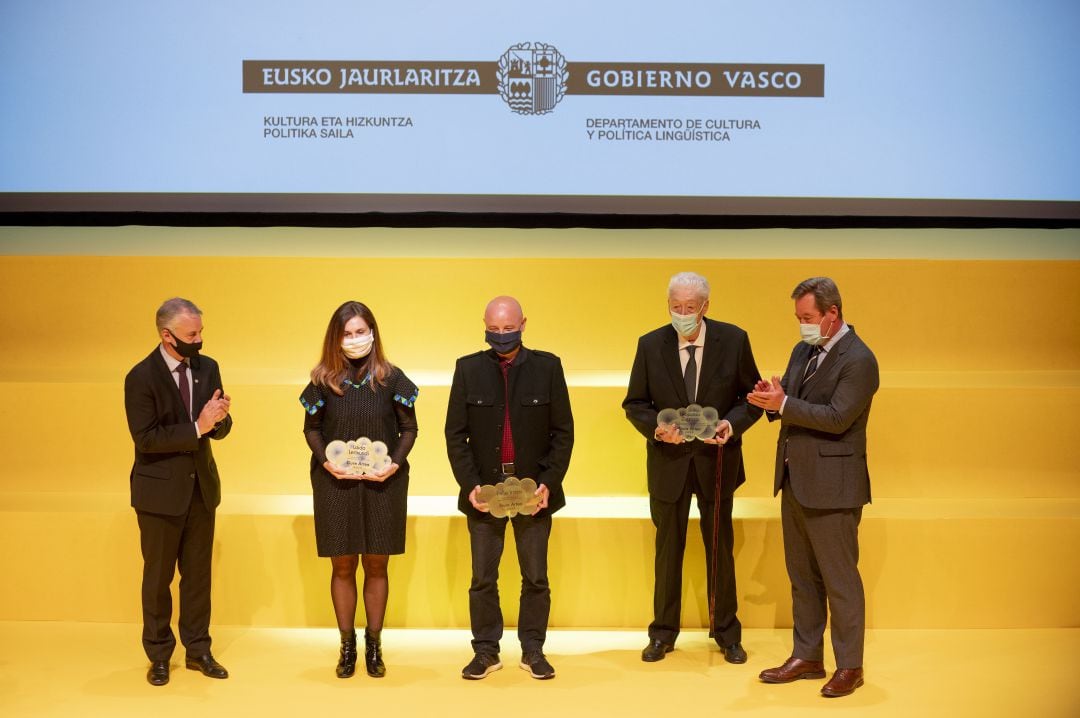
[501,462,516,476]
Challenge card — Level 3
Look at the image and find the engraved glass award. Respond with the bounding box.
[476,476,541,518]
[325,437,392,476]
[656,404,721,441]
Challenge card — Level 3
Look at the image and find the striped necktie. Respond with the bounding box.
[801,346,823,387]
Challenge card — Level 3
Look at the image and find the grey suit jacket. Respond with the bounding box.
[769,327,878,509]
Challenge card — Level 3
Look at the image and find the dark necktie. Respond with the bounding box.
[499,359,515,464]
[802,346,823,387]
[175,362,192,420]
[684,345,698,403]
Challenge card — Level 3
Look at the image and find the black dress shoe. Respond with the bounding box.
[719,642,747,664]
[147,661,169,686]
[185,653,229,679]
[641,638,674,662]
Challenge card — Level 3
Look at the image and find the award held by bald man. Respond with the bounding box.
[445,296,574,682]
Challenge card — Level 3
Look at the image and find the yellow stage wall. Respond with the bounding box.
[1,227,1077,630]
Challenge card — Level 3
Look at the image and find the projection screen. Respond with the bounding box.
[1,1,1077,219]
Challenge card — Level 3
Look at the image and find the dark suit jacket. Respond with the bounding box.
[623,318,763,502]
[124,348,233,516]
[445,346,574,518]
[768,327,878,509]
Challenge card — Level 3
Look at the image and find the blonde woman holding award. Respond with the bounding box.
[300,301,419,679]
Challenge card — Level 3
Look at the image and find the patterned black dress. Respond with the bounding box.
[300,366,418,556]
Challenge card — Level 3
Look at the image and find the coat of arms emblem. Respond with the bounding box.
[497,42,568,115]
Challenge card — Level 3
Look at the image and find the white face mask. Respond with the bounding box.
[342,333,374,359]
[800,317,834,346]
[670,310,702,337]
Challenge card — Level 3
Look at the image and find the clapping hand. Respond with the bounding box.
[747,377,785,412]
[197,389,231,434]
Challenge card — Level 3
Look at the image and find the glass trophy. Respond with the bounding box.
[476,476,541,518]
[325,437,392,477]
[656,404,721,441]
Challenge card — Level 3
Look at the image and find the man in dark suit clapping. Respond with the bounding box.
[623,272,763,665]
[124,298,233,686]
[748,277,879,698]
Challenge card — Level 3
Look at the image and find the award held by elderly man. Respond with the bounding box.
[657,404,721,441]
[325,437,392,477]
[477,477,541,518]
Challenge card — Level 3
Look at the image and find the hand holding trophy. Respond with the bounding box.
[475,477,542,518]
[323,437,393,480]
[656,404,721,442]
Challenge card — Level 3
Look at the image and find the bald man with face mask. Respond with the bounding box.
[445,296,574,682]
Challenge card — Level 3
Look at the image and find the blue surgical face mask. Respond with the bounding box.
[670,310,701,337]
[486,330,522,355]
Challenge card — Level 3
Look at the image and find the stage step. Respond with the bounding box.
[2,378,1078,499]
[2,492,1076,629]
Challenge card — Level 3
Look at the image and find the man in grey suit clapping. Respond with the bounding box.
[747,277,879,699]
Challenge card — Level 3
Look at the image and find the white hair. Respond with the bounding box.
[667,272,710,301]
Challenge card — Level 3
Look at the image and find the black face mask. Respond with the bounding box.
[168,333,203,359]
[485,330,521,355]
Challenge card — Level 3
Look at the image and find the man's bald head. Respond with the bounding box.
[484,296,525,330]
[483,296,526,358]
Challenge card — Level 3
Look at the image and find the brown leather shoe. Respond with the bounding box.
[821,667,864,697]
[759,657,826,683]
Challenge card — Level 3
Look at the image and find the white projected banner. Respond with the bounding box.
[0,1,1078,217]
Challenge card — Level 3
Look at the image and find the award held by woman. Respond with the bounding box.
[324,437,392,477]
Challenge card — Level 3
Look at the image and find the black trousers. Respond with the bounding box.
[467,511,552,656]
[136,482,216,662]
[649,463,740,646]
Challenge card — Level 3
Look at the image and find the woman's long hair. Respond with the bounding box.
[311,301,393,395]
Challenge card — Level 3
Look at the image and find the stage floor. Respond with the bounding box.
[1,622,1077,717]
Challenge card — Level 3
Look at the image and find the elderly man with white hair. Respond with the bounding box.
[624,272,763,665]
